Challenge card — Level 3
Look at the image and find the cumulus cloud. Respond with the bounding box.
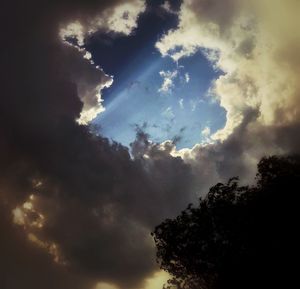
[0,1,195,289]
[1,1,300,289]
[157,0,300,140]
[201,126,211,138]
[104,1,146,35]
[162,107,175,119]
[58,0,145,125]
[62,45,113,125]
[161,1,178,15]
[155,0,300,190]
[201,126,212,144]
[179,98,184,109]
[158,69,178,93]
[184,72,190,83]
[59,0,145,42]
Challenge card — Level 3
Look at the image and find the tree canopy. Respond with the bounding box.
[152,155,300,289]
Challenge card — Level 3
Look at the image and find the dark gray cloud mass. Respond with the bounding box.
[1,1,300,289]
[0,1,195,289]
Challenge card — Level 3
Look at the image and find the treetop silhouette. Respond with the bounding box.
[152,155,300,289]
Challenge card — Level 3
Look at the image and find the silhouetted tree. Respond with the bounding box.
[152,155,300,289]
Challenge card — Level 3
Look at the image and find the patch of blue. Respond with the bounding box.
[85,2,226,149]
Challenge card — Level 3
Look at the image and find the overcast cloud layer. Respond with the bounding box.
[1,1,300,289]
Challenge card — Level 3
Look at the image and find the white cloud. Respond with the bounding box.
[103,1,146,35]
[190,99,197,112]
[77,80,113,126]
[153,0,300,197]
[158,70,178,93]
[60,0,146,45]
[58,0,146,125]
[59,21,85,46]
[59,44,114,126]
[179,98,184,109]
[184,73,190,83]
[162,107,175,119]
[200,126,212,144]
[156,0,300,142]
[201,126,211,137]
[161,1,177,14]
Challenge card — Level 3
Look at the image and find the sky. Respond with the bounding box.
[1,1,300,289]
[84,1,225,149]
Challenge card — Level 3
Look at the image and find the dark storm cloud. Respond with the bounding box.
[180,109,300,199]
[1,1,300,289]
[0,1,195,289]
[0,202,94,289]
